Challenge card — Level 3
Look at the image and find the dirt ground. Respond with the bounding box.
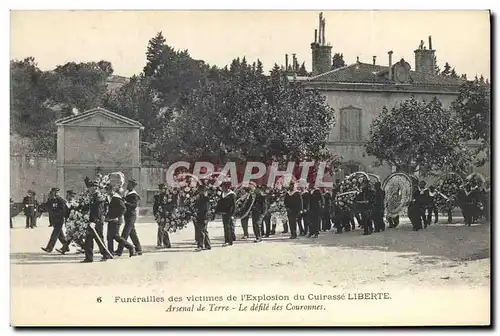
[10,215,491,326]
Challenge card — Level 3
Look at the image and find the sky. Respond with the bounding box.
[10,10,490,79]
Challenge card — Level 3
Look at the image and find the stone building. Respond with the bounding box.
[55,107,143,196]
[289,12,488,183]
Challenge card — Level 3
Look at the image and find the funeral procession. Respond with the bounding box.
[10,10,490,327]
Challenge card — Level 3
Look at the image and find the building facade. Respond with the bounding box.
[290,13,488,183]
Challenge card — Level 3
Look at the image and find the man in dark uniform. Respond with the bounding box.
[194,182,212,251]
[250,185,267,243]
[425,185,439,225]
[284,183,302,239]
[239,185,255,239]
[372,182,385,232]
[41,188,68,253]
[82,181,112,263]
[354,179,375,235]
[115,179,142,256]
[153,184,172,249]
[215,182,236,246]
[22,190,37,229]
[299,186,310,236]
[309,187,324,238]
[458,183,474,226]
[105,184,135,259]
[415,181,428,228]
[321,187,332,232]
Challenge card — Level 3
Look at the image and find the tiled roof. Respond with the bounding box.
[308,62,465,86]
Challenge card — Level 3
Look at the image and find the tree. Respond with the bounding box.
[450,68,459,79]
[365,97,472,175]
[155,58,339,173]
[441,62,451,76]
[44,61,112,115]
[331,53,345,69]
[10,57,57,154]
[451,81,491,166]
[142,32,211,109]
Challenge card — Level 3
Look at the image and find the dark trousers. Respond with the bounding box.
[251,211,262,239]
[281,216,289,233]
[322,210,332,231]
[372,210,385,232]
[240,216,249,237]
[409,205,423,230]
[116,214,142,254]
[10,217,13,228]
[360,210,372,234]
[157,223,171,247]
[45,220,67,251]
[299,212,309,234]
[108,221,134,253]
[425,206,439,225]
[263,213,271,236]
[222,214,235,245]
[25,214,36,228]
[309,211,321,235]
[84,222,109,261]
[461,203,473,225]
[194,218,211,249]
[286,211,300,238]
[61,237,84,252]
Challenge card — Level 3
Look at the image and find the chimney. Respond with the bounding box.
[388,50,393,80]
[285,54,289,71]
[314,29,318,44]
[428,35,433,50]
[414,37,436,75]
[372,56,376,65]
[310,12,332,75]
[356,56,359,63]
[292,53,297,71]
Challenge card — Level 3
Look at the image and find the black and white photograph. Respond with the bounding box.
[9,9,491,326]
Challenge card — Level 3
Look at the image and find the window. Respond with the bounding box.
[339,106,362,142]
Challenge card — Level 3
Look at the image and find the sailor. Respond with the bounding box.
[115,179,142,256]
[56,190,84,255]
[239,183,255,239]
[425,185,439,225]
[40,187,68,253]
[309,185,324,238]
[104,184,136,258]
[82,180,112,263]
[284,183,303,239]
[193,182,212,251]
[321,187,332,232]
[372,182,385,232]
[153,184,172,249]
[299,185,310,236]
[215,181,236,246]
[22,190,38,229]
[354,179,375,235]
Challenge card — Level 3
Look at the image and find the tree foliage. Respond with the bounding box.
[155,58,339,170]
[365,96,472,175]
[451,80,491,166]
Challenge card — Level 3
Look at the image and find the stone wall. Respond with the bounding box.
[10,155,57,202]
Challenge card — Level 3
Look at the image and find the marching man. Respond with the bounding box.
[215,181,236,247]
[284,183,303,239]
[40,187,68,253]
[115,179,142,256]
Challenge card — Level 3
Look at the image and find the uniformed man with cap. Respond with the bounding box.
[215,181,237,246]
[153,183,172,249]
[22,190,38,229]
[115,179,143,256]
[194,181,212,251]
[105,184,136,259]
[56,190,84,254]
[82,180,112,263]
[41,187,68,253]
